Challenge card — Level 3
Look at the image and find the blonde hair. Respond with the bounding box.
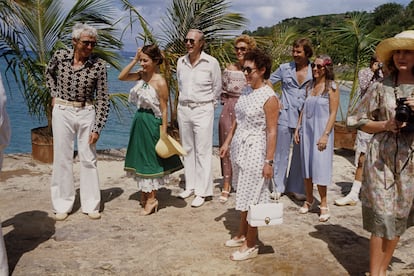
[234,34,256,50]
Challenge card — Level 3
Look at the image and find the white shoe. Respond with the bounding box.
[270,192,282,200]
[55,213,68,221]
[334,193,359,206]
[225,237,246,247]
[230,246,259,261]
[178,189,194,199]
[191,196,205,207]
[88,212,101,220]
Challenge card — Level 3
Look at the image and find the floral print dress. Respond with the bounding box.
[347,75,414,239]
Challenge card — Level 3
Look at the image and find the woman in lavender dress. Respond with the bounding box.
[294,54,339,222]
[218,35,256,203]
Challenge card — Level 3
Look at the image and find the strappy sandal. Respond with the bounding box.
[319,206,330,222]
[219,190,230,203]
[299,200,315,214]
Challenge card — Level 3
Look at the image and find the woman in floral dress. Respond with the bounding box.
[119,44,183,216]
[347,30,414,275]
[220,49,280,261]
[218,35,256,203]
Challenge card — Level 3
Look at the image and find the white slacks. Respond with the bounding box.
[178,103,214,197]
[273,124,305,194]
[51,104,101,214]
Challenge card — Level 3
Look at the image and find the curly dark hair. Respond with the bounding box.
[141,44,163,65]
[243,48,272,79]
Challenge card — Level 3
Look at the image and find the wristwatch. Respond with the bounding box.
[264,159,274,166]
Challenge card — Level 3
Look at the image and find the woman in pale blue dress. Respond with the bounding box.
[294,54,339,222]
[119,45,183,216]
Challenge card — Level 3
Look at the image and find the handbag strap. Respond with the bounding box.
[252,178,275,204]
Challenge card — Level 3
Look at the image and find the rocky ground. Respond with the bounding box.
[0,148,413,275]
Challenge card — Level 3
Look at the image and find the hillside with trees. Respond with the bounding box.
[244,1,414,67]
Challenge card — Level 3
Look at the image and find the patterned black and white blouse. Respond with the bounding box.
[45,49,110,134]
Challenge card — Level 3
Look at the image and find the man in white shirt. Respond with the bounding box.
[0,73,10,276]
[176,29,222,207]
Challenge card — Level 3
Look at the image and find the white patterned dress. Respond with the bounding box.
[230,85,276,211]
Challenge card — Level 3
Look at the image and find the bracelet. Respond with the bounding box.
[324,131,330,136]
[264,159,274,166]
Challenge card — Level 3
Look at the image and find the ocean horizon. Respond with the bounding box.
[1,53,350,154]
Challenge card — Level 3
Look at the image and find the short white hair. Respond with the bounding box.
[72,23,98,40]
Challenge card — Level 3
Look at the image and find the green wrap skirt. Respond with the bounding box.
[124,109,183,178]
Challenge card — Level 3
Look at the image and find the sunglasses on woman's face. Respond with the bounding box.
[241,66,256,74]
[234,46,247,52]
[311,63,324,69]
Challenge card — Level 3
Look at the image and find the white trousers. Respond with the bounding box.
[178,103,214,197]
[51,104,101,214]
[0,219,8,276]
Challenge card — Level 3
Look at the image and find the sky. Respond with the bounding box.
[63,0,412,51]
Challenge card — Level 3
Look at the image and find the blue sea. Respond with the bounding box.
[1,54,351,154]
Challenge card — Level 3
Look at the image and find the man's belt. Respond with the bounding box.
[179,100,214,108]
[55,98,93,108]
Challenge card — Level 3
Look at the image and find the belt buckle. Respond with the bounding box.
[188,102,199,108]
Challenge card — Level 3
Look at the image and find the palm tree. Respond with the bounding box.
[0,0,125,136]
[121,0,248,130]
[328,12,379,115]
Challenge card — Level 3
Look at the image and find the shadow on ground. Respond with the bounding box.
[3,211,55,273]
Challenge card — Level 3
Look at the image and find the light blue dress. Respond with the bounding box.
[300,82,336,186]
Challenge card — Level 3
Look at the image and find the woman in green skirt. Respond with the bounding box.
[119,44,183,215]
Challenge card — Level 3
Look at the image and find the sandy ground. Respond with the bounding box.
[0,148,413,276]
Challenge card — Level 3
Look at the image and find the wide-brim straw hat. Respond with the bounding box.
[155,134,187,159]
[376,30,414,65]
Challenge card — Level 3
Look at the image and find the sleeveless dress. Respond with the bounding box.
[219,69,246,181]
[300,82,336,186]
[124,80,183,192]
[230,85,276,211]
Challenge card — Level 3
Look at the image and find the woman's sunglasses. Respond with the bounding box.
[241,66,256,74]
[311,63,324,69]
[234,46,247,52]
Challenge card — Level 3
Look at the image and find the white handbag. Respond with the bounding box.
[247,178,283,227]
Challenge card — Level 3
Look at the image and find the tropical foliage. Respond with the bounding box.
[121,0,248,126]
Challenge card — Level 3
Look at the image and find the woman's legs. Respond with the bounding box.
[317,185,327,210]
[370,234,400,276]
[301,178,314,209]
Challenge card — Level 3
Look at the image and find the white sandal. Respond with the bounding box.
[299,200,315,214]
[230,246,258,261]
[224,237,246,247]
[219,190,230,203]
[319,206,330,222]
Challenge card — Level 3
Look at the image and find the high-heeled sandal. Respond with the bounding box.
[140,198,159,216]
[299,200,315,214]
[319,206,330,222]
[219,190,230,203]
[140,192,148,207]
